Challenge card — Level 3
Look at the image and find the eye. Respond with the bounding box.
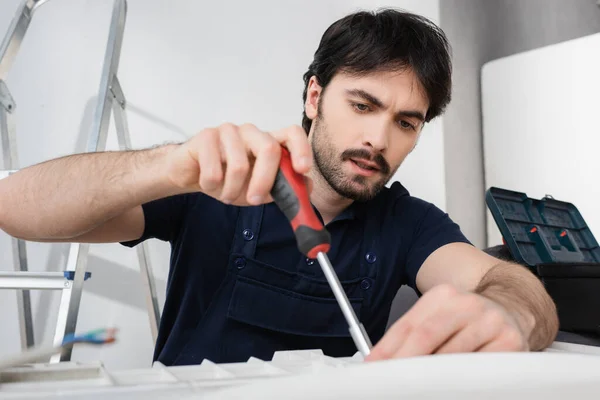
[352,102,370,112]
[399,120,415,130]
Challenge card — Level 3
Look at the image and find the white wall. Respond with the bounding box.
[0,0,442,369]
[481,33,600,247]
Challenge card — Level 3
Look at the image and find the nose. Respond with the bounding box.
[361,121,389,152]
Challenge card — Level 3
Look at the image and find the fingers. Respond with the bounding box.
[366,284,457,361]
[218,124,250,204]
[239,123,282,205]
[271,125,313,174]
[197,128,223,192]
[389,293,484,358]
[366,284,529,362]
[190,123,312,206]
[434,309,505,354]
[477,327,529,353]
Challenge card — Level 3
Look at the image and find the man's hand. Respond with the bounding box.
[165,123,313,206]
[366,284,531,361]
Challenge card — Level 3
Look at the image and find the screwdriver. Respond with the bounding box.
[270,146,373,357]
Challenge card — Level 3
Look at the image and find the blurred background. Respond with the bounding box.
[0,0,598,370]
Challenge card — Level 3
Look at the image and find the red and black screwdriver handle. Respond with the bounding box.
[270,147,331,259]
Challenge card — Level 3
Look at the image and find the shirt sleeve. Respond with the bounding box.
[120,193,196,247]
[403,201,472,294]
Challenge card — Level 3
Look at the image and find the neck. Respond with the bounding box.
[308,168,353,225]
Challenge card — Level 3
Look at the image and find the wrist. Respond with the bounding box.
[474,262,559,351]
[478,286,536,342]
[148,143,190,198]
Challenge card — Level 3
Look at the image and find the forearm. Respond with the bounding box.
[475,262,559,351]
[0,144,180,240]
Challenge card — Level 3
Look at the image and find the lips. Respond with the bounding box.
[341,148,390,175]
[350,158,380,171]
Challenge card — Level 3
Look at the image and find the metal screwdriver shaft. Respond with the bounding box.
[270,147,373,357]
[316,252,372,356]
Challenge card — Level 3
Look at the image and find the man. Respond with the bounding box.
[0,9,558,365]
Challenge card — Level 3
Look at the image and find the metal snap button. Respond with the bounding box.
[242,229,254,241]
[365,252,377,264]
[234,257,246,269]
[360,279,371,290]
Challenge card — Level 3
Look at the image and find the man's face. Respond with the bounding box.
[305,68,429,202]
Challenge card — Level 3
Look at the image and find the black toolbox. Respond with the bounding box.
[486,187,600,335]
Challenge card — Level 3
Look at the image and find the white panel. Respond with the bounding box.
[481,33,600,248]
[0,350,599,399]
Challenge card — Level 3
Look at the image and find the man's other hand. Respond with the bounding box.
[366,283,530,361]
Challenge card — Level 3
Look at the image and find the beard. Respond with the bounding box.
[311,113,393,202]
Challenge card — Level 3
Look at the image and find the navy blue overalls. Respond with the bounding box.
[121,182,469,365]
[171,200,387,365]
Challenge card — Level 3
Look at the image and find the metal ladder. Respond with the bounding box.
[0,0,160,362]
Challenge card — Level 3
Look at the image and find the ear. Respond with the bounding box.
[304,76,323,120]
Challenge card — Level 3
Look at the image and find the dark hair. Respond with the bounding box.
[301,8,452,133]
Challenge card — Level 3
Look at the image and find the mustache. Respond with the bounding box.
[341,148,390,174]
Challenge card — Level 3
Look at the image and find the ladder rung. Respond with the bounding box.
[0,272,69,290]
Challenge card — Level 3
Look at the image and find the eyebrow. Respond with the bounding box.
[345,88,426,123]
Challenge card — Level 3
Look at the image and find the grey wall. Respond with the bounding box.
[440,0,600,249]
[387,0,600,327]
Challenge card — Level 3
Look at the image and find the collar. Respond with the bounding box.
[313,199,367,226]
